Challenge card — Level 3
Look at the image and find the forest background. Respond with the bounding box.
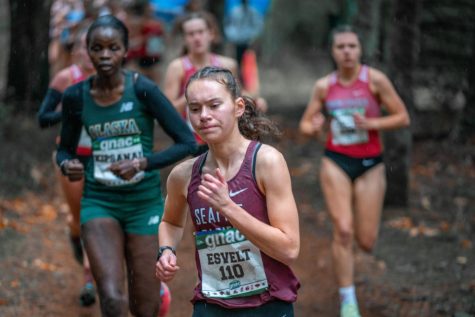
[0,1,474,316]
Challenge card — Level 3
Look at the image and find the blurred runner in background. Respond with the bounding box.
[164,10,267,154]
[223,0,269,68]
[49,0,86,76]
[299,25,410,317]
[149,0,190,32]
[122,0,166,83]
[223,0,270,109]
[38,27,97,307]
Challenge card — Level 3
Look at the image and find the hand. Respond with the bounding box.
[155,251,180,282]
[197,168,232,213]
[62,159,84,182]
[109,158,143,180]
[311,112,326,135]
[353,113,376,130]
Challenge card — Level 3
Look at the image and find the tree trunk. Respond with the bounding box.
[459,4,475,142]
[384,0,421,207]
[0,0,9,99]
[5,0,51,112]
[353,0,383,64]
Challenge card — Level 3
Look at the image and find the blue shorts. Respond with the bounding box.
[192,300,294,317]
[80,196,164,235]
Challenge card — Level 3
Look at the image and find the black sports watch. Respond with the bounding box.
[157,246,176,261]
[59,160,69,176]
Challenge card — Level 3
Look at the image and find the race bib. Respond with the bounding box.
[331,107,368,145]
[196,227,268,299]
[92,135,144,186]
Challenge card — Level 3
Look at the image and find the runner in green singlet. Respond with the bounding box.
[57,15,196,317]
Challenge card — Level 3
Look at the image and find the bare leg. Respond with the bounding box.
[56,169,94,277]
[82,218,128,317]
[320,158,355,287]
[353,164,386,252]
[125,233,161,317]
[53,151,83,239]
[53,152,97,305]
[58,174,83,234]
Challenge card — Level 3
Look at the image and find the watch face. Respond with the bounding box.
[157,246,175,261]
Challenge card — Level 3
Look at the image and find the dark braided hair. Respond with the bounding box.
[86,14,129,50]
[185,66,280,141]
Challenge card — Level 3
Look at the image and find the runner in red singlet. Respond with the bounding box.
[38,28,96,306]
[164,11,267,150]
[299,25,410,317]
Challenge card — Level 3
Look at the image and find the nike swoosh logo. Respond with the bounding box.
[229,188,248,198]
[362,159,374,167]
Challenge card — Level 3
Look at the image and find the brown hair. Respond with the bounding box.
[185,66,280,141]
[329,25,361,47]
[175,11,222,55]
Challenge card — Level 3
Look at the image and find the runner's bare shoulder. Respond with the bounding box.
[254,144,285,168]
[167,58,185,76]
[314,74,331,99]
[367,67,392,94]
[253,144,290,193]
[50,67,73,92]
[218,55,238,74]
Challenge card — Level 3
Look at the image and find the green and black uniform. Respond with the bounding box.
[57,71,196,234]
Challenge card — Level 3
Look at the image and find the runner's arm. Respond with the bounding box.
[227,56,268,113]
[223,56,259,98]
[299,78,327,139]
[38,88,63,128]
[222,56,239,78]
[358,68,410,130]
[37,69,72,128]
[56,84,83,166]
[198,145,300,266]
[135,75,197,171]
[156,161,193,281]
[163,59,187,114]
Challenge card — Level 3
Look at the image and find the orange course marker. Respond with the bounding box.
[241,49,260,96]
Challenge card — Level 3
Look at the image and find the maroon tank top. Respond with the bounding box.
[187,141,300,308]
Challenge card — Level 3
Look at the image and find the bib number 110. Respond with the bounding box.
[219,264,244,281]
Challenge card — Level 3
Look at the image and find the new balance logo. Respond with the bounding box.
[148,215,160,225]
[229,188,248,198]
[120,102,134,112]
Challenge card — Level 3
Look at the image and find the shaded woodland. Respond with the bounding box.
[0,2,474,316]
[0,0,474,205]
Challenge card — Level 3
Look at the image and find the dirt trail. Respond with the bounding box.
[0,110,474,316]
